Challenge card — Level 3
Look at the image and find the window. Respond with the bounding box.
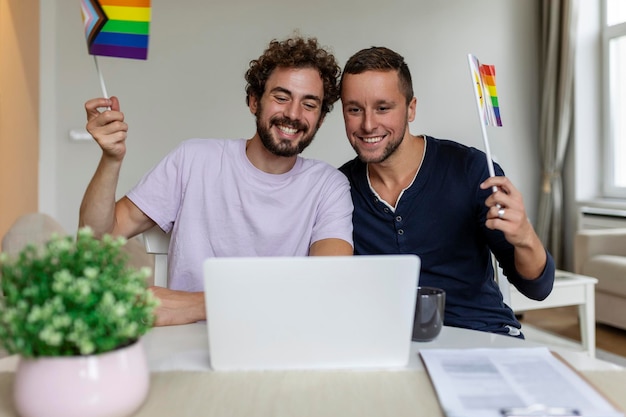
[603,0,626,197]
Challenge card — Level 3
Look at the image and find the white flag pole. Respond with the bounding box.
[93,55,111,110]
[467,53,497,193]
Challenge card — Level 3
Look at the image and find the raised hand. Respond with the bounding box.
[480,176,536,248]
[85,96,128,161]
[480,175,547,279]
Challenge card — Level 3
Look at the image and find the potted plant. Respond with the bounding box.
[0,227,159,417]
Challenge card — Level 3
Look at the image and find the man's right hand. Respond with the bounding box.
[85,96,128,161]
[80,96,141,236]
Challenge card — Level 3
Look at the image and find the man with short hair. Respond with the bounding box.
[339,46,554,337]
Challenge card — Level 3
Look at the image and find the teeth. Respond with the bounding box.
[362,136,383,143]
[278,125,298,135]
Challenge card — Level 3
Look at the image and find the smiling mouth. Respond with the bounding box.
[360,136,384,144]
[277,124,299,135]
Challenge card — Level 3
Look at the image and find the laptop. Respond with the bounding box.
[203,254,420,371]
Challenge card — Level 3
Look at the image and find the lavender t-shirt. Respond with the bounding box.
[127,138,354,291]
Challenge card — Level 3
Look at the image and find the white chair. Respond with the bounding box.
[142,226,171,288]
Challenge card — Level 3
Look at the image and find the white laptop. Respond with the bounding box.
[203,255,420,371]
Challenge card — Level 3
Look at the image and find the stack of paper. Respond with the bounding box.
[420,347,623,417]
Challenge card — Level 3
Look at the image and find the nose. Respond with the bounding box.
[285,101,303,121]
[361,109,376,133]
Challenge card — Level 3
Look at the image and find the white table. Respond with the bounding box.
[139,322,619,373]
[0,324,623,417]
[509,269,598,357]
[0,323,618,376]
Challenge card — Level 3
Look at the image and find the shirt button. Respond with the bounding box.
[384,208,389,213]
[398,229,404,235]
[396,216,402,222]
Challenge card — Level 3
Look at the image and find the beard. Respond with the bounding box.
[351,124,407,164]
[255,103,320,158]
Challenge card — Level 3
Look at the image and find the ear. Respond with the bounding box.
[249,95,259,115]
[407,97,417,123]
[316,113,326,129]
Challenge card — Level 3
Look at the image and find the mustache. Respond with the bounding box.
[270,116,307,131]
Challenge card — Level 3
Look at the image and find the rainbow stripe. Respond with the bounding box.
[479,64,502,126]
[81,0,151,60]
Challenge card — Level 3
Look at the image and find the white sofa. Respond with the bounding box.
[574,228,626,330]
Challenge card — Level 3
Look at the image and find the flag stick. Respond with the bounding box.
[467,54,498,193]
[93,56,111,110]
[93,56,109,99]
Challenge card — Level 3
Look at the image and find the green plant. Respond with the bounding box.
[0,227,159,357]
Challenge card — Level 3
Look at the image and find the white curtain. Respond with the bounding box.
[536,0,580,267]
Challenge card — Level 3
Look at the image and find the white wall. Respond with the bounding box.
[41,0,541,234]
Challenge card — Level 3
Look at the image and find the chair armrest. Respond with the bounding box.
[574,228,626,273]
[141,225,171,288]
[143,226,171,254]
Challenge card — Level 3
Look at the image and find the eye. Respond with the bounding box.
[377,105,390,112]
[274,95,289,103]
[303,101,319,111]
[345,106,362,114]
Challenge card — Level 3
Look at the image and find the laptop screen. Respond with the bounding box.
[203,255,420,371]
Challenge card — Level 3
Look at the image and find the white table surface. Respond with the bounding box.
[145,323,624,372]
[0,323,620,373]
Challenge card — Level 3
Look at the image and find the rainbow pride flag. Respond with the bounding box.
[479,64,502,126]
[81,0,151,60]
[468,54,502,127]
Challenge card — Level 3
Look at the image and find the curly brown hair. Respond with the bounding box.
[245,37,341,115]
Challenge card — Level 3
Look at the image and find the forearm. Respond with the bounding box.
[513,232,548,279]
[150,287,206,326]
[79,155,123,236]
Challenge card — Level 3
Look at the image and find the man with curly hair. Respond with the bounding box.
[80,36,353,326]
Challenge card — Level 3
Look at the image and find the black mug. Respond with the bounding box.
[412,286,445,342]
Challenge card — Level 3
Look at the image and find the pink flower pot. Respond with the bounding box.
[13,339,150,417]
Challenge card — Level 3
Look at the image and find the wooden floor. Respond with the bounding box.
[519,306,626,358]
